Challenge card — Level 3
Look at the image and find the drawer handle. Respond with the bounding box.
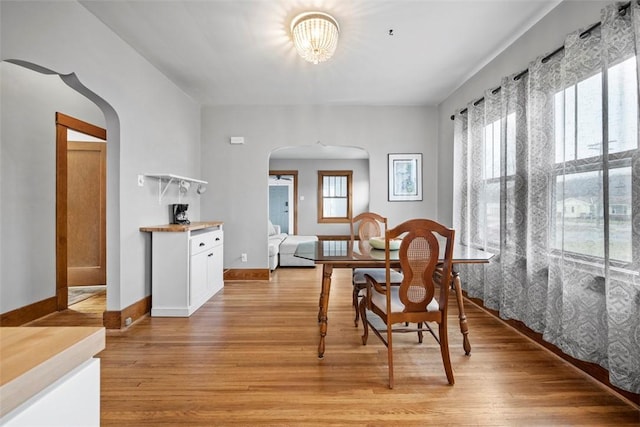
[199,242,205,247]
[208,253,213,257]
[215,237,220,241]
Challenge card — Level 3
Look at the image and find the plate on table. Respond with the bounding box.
[368,236,402,250]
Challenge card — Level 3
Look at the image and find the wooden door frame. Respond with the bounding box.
[55,112,106,309]
[268,170,298,235]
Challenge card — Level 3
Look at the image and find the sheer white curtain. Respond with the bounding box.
[454,2,639,393]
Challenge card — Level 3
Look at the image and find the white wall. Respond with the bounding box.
[1,1,201,312]
[269,158,370,236]
[0,62,105,312]
[436,0,611,226]
[201,105,438,270]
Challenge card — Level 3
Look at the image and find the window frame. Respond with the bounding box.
[317,170,353,224]
[550,64,637,268]
[472,114,513,252]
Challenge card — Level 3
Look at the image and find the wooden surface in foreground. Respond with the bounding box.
[29,267,639,426]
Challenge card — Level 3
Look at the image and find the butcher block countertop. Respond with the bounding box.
[140,220,223,232]
[0,326,105,417]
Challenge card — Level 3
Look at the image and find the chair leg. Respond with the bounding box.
[387,323,394,389]
[352,286,360,327]
[417,322,423,344]
[439,322,455,385]
[359,296,369,345]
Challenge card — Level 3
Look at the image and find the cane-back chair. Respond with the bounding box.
[359,218,456,388]
[350,212,403,327]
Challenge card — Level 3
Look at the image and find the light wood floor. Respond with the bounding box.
[29,267,639,426]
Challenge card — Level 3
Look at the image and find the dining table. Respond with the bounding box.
[294,239,494,359]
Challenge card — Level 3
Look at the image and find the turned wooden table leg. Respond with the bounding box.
[452,270,471,355]
[318,264,333,358]
[317,283,323,323]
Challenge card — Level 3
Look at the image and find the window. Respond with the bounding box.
[452,7,639,396]
[552,56,637,264]
[317,171,352,223]
[475,112,516,249]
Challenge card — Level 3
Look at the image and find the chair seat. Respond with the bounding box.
[367,286,439,314]
[353,268,403,285]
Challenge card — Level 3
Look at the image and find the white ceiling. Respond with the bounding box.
[80,0,560,108]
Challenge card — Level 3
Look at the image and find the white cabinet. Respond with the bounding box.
[190,247,208,308]
[1,359,101,427]
[209,240,224,295]
[189,229,223,307]
[141,222,224,317]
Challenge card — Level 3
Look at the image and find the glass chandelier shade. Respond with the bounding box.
[291,12,340,64]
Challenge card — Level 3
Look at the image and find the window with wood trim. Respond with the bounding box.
[550,56,637,265]
[317,170,352,223]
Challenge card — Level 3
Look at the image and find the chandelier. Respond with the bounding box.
[290,12,340,64]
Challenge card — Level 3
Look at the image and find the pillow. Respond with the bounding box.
[268,220,277,236]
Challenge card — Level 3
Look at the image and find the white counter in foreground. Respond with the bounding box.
[0,327,105,426]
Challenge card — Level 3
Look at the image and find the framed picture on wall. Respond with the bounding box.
[388,153,422,201]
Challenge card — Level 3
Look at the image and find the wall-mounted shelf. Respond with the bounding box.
[145,173,208,203]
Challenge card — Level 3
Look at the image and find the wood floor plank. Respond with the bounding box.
[27,267,639,426]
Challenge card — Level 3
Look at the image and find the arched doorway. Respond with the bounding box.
[268,144,370,237]
[0,59,120,326]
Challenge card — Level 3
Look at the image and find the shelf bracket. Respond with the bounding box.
[157,176,176,204]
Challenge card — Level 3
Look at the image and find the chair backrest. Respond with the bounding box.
[350,212,386,241]
[386,219,455,313]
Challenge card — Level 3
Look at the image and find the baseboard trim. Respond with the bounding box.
[224,268,270,280]
[464,293,640,407]
[103,295,151,329]
[0,296,58,326]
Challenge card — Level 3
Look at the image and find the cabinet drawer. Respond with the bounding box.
[209,230,223,246]
[190,232,214,255]
[190,230,223,255]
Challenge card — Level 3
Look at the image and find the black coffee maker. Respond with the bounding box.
[170,204,190,225]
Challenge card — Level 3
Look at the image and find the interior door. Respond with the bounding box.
[269,185,290,234]
[268,170,298,235]
[67,141,106,286]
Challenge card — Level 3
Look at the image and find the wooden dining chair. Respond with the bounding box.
[350,212,403,327]
[358,218,456,389]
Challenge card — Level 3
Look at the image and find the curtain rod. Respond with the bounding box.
[450,1,632,121]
